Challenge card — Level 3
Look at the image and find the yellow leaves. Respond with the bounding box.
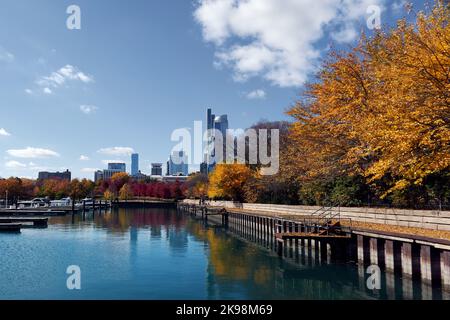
[208,164,254,201]
[119,183,133,200]
[104,190,114,201]
[287,0,450,195]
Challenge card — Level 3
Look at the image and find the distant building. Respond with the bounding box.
[94,170,104,183]
[200,162,208,175]
[133,171,149,181]
[167,151,188,176]
[38,170,71,181]
[131,153,139,176]
[151,163,163,176]
[101,162,127,181]
[108,163,126,172]
[102,169,123,181]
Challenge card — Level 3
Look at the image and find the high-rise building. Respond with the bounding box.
[151,163,163,176]
[108,162,126,172]
[102,169,123,181]
[38,169,71,181]
[200,162,208,175]
[131,153,139,176]
[202,108,229,174]
[101,162,127,181]
[168,150,188,176]
[94,170,104,182]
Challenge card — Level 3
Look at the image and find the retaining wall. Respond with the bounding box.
[182,200,450,231]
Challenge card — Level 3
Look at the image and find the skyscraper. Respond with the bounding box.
[131,153,139,176]
[202,108,229,174]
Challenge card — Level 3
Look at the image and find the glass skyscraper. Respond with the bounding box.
[203,108,229,174]
[131,153,139,176]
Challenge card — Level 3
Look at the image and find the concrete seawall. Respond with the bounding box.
[182,200,450,231]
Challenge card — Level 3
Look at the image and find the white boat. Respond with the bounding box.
[50,197,72,207]
[77,198,94,207]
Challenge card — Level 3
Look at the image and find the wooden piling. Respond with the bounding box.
[370,238,378,265]
[441,250,450,290]
[385,240,395,272]
[357,235,365,263]
[420,245,432,284]
[401,242,413,277]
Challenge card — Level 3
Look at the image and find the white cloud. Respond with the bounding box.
[25,89,33,95]
[43,87,52,95]
[7,147,60,159]
[392,0,406,13]
[35,64,94,92]
[194,0,385,87]
[97,147,134,156]
[5,160,27,169]
[80,155,90,161]
[81,168,100,173]
[246,89,266,100]
[0,128,11,136]
[331,23,359,43]
[0,47,14,63]
[80,105,98,114]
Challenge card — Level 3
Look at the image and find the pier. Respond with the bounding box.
[0,223,22,233]
[178,201,450,299]
[0,217,48,227]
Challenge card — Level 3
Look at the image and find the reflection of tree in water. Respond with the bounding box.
[185,220,277,299]
[185,220,372,299]
[87,208,185,235]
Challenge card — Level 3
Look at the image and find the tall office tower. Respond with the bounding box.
[131,153,139,176]
[203,108,229,174]
[168,150,189,176]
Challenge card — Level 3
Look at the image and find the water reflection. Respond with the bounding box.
[0,208,445,300]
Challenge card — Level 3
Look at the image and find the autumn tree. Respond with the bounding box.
[287,0,450,204]
[110,172,130,197]
[208,164,254,201]
[119,183,133,200]
[185,173,209,199]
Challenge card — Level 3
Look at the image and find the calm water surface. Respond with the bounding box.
[0,208,431,300]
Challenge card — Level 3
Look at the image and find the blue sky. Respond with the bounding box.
[0,0,425,179]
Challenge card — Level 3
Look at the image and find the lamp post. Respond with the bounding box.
[5,190,8,209]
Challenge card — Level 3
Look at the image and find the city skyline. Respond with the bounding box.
[0,0,424,179]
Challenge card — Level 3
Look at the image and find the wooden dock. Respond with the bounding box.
[0,217,48,227]
[0,209,67,217]
[0,223,22,233]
